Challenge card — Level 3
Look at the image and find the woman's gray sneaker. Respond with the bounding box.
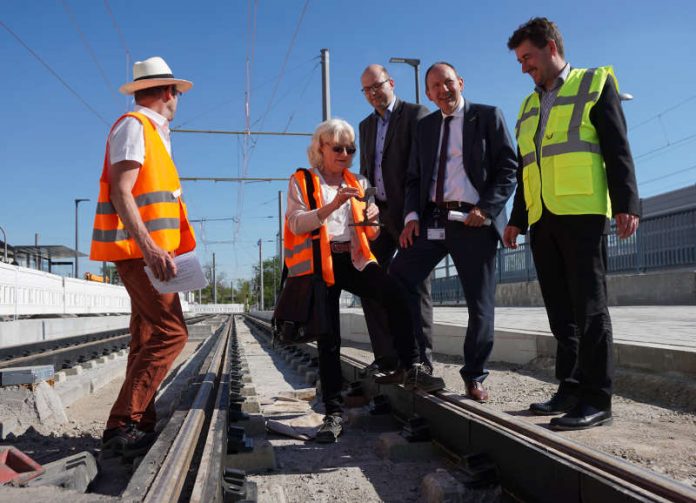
[316,414,343,443]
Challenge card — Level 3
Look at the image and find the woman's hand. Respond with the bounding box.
[330,186,360,211]
[317,186,360,221]
[365,202,379,223]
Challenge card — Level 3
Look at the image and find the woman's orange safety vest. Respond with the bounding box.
[284,169,377,287]
[90,112,196,261]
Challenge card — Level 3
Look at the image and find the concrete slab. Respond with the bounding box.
[0,365,54,386]
[421,469,466,503]
[240,385,257,397]
[339,306,696,377]
[344,407,400,432]
[376,432,439,462]
[225,438,276,472]
[64,365,83,376]
[232,413,267,437]
[241,399,261,414]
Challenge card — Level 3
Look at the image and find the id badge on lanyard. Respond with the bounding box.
[427,207,446,240]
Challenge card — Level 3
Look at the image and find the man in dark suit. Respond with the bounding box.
[358,64,431,372]
[384,62,518,401]
[504,18,640,430]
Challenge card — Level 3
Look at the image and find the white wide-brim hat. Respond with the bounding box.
[119,56,193,95]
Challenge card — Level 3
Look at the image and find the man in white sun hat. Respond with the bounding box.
[89,56,195,460]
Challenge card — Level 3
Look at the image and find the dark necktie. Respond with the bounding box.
[435,115,454,205]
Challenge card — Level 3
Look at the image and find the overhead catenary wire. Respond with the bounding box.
[251,0,310,132]
[0,20,110,126]
[60,0,119,102]
[630,94,696,131]
[103,0,133,112]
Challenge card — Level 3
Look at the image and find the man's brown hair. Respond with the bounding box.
[507,17,565,58]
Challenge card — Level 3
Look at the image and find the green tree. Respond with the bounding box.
[252,256,282,310]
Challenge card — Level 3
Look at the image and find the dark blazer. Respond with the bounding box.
[508,75,641,232]
[404,99,518,239]
[359,98,429,235]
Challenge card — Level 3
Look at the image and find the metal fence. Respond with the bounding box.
[432,207,696,303]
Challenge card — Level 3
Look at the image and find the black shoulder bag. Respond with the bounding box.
[272,169,331,346]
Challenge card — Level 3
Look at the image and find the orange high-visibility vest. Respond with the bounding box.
[90,112,196,261]
[284,169,376,286]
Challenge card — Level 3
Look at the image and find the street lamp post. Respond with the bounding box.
[389,57,421,104]
[74,198,90,278]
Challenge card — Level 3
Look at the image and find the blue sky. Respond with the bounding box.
[2,0,696,284]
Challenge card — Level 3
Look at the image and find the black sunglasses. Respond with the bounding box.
[331,145,356,155]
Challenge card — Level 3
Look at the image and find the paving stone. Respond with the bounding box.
[376,431,439,462]
[225,438,276,472]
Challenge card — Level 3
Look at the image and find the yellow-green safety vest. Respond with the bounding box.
[515,66,617,226]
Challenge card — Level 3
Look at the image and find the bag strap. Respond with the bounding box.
[279,168,324,291]
[298,168,324,281]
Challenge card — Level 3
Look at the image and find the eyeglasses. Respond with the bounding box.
[171,86,181,97]
[331,145,356,155]
[361,79,389,95]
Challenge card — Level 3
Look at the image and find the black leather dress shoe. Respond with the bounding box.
[529,392,579,415]
[549,403,612,431]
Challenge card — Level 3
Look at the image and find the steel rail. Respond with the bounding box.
[242,313,696,503]
[189,316,236,502]
[143,315,231,503]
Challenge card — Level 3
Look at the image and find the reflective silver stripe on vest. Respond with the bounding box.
[542,139,602,157]
[515,95,536,137]
[285,240,312,260]
[288,260,311,276]
[541,69,601,158]
[92,218,180,242]
[521,152,537,168]
[96,191,179,215]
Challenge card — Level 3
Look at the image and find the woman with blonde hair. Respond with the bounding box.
[284,118,444,443]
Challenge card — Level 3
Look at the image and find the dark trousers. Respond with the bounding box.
[530,210,613,409]
[109,259,189,431]
[361,214,434,367]
[390,207,498,382]
[319,252,416,415]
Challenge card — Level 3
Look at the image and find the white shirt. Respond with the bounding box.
[429,98,479,204]
[286,168,377,271]
[372,96,397,201]
[405,98,480,224]
[108,105,171,164]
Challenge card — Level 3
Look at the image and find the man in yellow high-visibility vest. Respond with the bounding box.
[504,18,640,430]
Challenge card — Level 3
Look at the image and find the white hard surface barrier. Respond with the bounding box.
[188,303,245,314]
[0,262,131,316]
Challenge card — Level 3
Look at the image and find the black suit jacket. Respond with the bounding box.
[404,99,518,239]
[508,75,641,232]
[359,98,429,237]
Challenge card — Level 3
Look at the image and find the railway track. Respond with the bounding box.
[0,314,216,372]
[242,312,696,503]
